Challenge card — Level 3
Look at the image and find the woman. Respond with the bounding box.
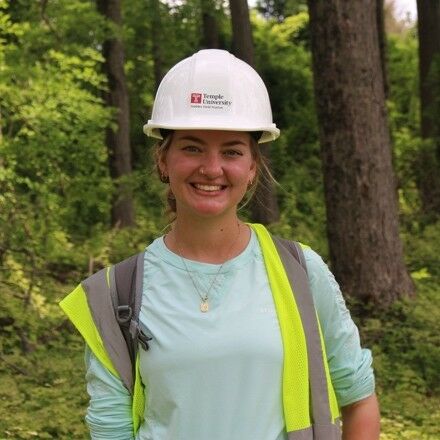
[61,49,380,439]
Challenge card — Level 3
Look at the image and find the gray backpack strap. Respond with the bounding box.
[82,268,134,392]
[272,236,340,439]
[113,252,151,376]
[82,251,150,395]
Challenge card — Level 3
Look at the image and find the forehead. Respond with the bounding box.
[172,129,251,145]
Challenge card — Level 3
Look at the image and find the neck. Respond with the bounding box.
[165,216,250,264]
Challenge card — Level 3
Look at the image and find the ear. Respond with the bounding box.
[158,151,168,176]
[249,158,257,182]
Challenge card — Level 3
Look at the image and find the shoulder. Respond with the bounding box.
[302,246,325,269]
[302,246,335,286]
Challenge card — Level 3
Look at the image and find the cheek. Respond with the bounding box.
[165,154,193,177]
[230,162,256,185]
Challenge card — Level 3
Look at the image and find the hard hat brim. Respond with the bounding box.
[143,123,280,144]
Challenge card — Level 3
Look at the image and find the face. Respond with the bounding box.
[159,130,257,220]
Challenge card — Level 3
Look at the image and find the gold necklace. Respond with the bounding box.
[176,223,241,313]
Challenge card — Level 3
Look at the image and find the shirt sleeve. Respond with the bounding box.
[84,346,135,440]
[303,248,375,407]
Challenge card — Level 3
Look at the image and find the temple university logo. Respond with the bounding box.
[190,93,202,104]
[190,92,232,108]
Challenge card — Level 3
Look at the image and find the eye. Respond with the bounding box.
[182,145,201,153]
[223,149,243,157]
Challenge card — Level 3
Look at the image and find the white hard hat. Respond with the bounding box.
[144,49,280,144]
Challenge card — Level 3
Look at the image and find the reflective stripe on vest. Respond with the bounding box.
[60,223,340,438]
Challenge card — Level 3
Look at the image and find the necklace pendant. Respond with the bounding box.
[200,300,209,313]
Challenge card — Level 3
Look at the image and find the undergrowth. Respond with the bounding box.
[361,279,440,439]
[0,334,89,439]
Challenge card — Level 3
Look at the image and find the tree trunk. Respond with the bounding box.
[229,0,280,224]
[376,0,389,98]
[97,0,135,227]
[229,0,255,65]
[416,0,440,215]
[307,0,415,306]
[201,0,220,48]
[150,0,164,91]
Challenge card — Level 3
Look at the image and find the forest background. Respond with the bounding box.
[0,0,439,438]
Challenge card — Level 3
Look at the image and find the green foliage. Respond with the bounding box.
[0,266,89,438]
[388,28,440,224]
[0,0,114,290]
[403,220,440,277]
[3,54,112,228]
[359,279,440,438]
[387,31,419,133]
[74,214,166,272]
[362,282,440,394]
[0,337,89,439]
[256,0,307,22]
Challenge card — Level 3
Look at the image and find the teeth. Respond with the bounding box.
[194,184,223,191]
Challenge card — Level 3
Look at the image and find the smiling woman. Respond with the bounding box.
[154,129,269,217]
[60,49,380,440]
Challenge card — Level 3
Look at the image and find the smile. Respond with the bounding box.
[192,183,226,192]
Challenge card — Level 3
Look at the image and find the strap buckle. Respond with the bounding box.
[116,305,132,324]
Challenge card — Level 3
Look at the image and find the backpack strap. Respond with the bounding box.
[80,268,134,391]
[112,252,152,381]
[272,235,337,434]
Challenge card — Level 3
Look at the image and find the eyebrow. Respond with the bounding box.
[175,135,248,147]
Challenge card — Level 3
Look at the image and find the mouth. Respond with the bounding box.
[191,183,227,192]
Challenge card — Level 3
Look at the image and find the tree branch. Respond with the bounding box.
[40,0,62,44]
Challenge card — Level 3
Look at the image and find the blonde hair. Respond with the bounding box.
[153,131,276,214]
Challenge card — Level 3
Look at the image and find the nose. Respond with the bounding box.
[200,152,223,178]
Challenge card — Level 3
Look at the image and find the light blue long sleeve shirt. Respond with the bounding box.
[85,231,374,439]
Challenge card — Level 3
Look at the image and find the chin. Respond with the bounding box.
[177,196,244,219]
[186,202,236,219]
